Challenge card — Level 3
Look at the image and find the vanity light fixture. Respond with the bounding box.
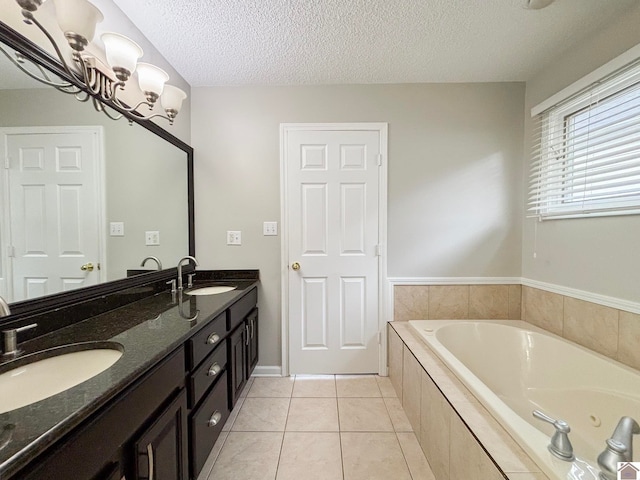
[4,0,187,125]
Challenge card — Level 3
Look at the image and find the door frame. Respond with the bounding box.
[0,126,106,300]
[279,123,388,377]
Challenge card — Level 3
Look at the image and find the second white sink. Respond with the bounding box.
[186,286,236,296]
[0,345,123,414]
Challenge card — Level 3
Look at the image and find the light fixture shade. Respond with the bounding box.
[136,63,169,96]
[52,0,103,42]
[161,85,187,113]
[101,32,142,75]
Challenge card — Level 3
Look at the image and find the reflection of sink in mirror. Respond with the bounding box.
[0,343,123,414]
[186,286,236,296]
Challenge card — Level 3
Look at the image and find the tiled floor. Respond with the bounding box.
[197,375,436,480]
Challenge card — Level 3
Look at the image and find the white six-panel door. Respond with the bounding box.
[2,128,103,301]
[284,125,386,374]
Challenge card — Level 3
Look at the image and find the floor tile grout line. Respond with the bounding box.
[395,431,417,480]
[273,392,293,480]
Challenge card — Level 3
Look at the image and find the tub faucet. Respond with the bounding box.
[176,256,198,291]
[532,410,574,461]
[140,256,163,270]
[597,416,640,480]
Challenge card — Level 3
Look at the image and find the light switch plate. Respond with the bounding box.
[145,231,160,246]
[227,231,242,245]
[263,221,278,236]
[110,222,124,236]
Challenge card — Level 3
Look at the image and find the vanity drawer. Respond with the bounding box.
[189,341,227,408]
[190,370,230,478]
[228,287,258,331]
[188,311,227,369]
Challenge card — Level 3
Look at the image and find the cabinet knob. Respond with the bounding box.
[207,362,222,377]
[208,411,222,427]
[206,333,220,345]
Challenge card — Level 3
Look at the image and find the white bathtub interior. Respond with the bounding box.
[408,319,640,480]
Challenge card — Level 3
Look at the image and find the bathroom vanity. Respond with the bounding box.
[0,271,259,480]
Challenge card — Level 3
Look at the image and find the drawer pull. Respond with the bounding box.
[208,362,222,377]
[207,333,220,345]
[208,411,222,427]
[245,324,250,346]
[146,443,154,480]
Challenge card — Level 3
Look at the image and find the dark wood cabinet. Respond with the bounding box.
[18,348,185,480]
[246,308,259,378]
[12,286,258,480]
[228,306,259,409]
[135,390,188,480]
[228,323,247,408]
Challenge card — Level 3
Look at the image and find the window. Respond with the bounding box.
[528,59,640,219]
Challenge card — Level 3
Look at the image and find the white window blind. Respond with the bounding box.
[528,58,640,219]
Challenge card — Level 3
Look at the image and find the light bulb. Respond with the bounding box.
[53,0,103,51]
[136,63,169,104]
[161,85,187,114]
[101,32,143,82]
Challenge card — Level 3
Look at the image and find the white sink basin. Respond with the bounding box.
[186,286,236,296]
[0,345,123,414]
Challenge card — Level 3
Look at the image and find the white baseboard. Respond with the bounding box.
[252,366,283,377]
[387,277,522,285]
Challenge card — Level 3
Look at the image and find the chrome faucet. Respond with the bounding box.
[176,256,198,291]
[598,417,640,480]
[2,323,37,359]
[140,256,163,270]
[0,296,10,318]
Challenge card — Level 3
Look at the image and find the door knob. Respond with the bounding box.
[80,263,94,272]
[291,262,300,271]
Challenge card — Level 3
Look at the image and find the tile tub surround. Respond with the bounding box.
[388,322,549,480]
[393,284,522,321]
[0,275,258,479]
[522,286,640,370]
[393,283,640,372]
[197,374,435,480]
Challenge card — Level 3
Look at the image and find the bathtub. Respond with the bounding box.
[408,319,640,480]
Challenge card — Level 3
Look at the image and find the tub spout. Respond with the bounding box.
[597,416,640,480]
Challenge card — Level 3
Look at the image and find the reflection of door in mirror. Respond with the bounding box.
[0,126,105,302]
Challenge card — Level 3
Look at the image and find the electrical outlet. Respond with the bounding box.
[227,231,242,245]
[110,222,124,236]
[263,221,278,236]
[145,231,160,246]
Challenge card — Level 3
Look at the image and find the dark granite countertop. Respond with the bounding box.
[0,278,258,479]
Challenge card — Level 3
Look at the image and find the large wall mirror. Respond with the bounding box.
[0,22,194,310]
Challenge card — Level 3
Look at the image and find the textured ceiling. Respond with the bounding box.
[113,0,636,86]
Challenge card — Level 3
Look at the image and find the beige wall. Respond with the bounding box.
[191,83,526,367]
[521,3,640,303]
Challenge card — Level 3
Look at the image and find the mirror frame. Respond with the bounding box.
[0,20,195,320]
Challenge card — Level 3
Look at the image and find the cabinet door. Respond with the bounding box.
[228,324,247,408]
[135,390,188,480]
[246,308,259,378]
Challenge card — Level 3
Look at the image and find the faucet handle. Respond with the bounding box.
[166,279,177,293]
[533,410,575,461]
[187,273,196,289]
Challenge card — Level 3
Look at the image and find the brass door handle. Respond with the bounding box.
[291,262,300,271]
[80,263,94,272]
